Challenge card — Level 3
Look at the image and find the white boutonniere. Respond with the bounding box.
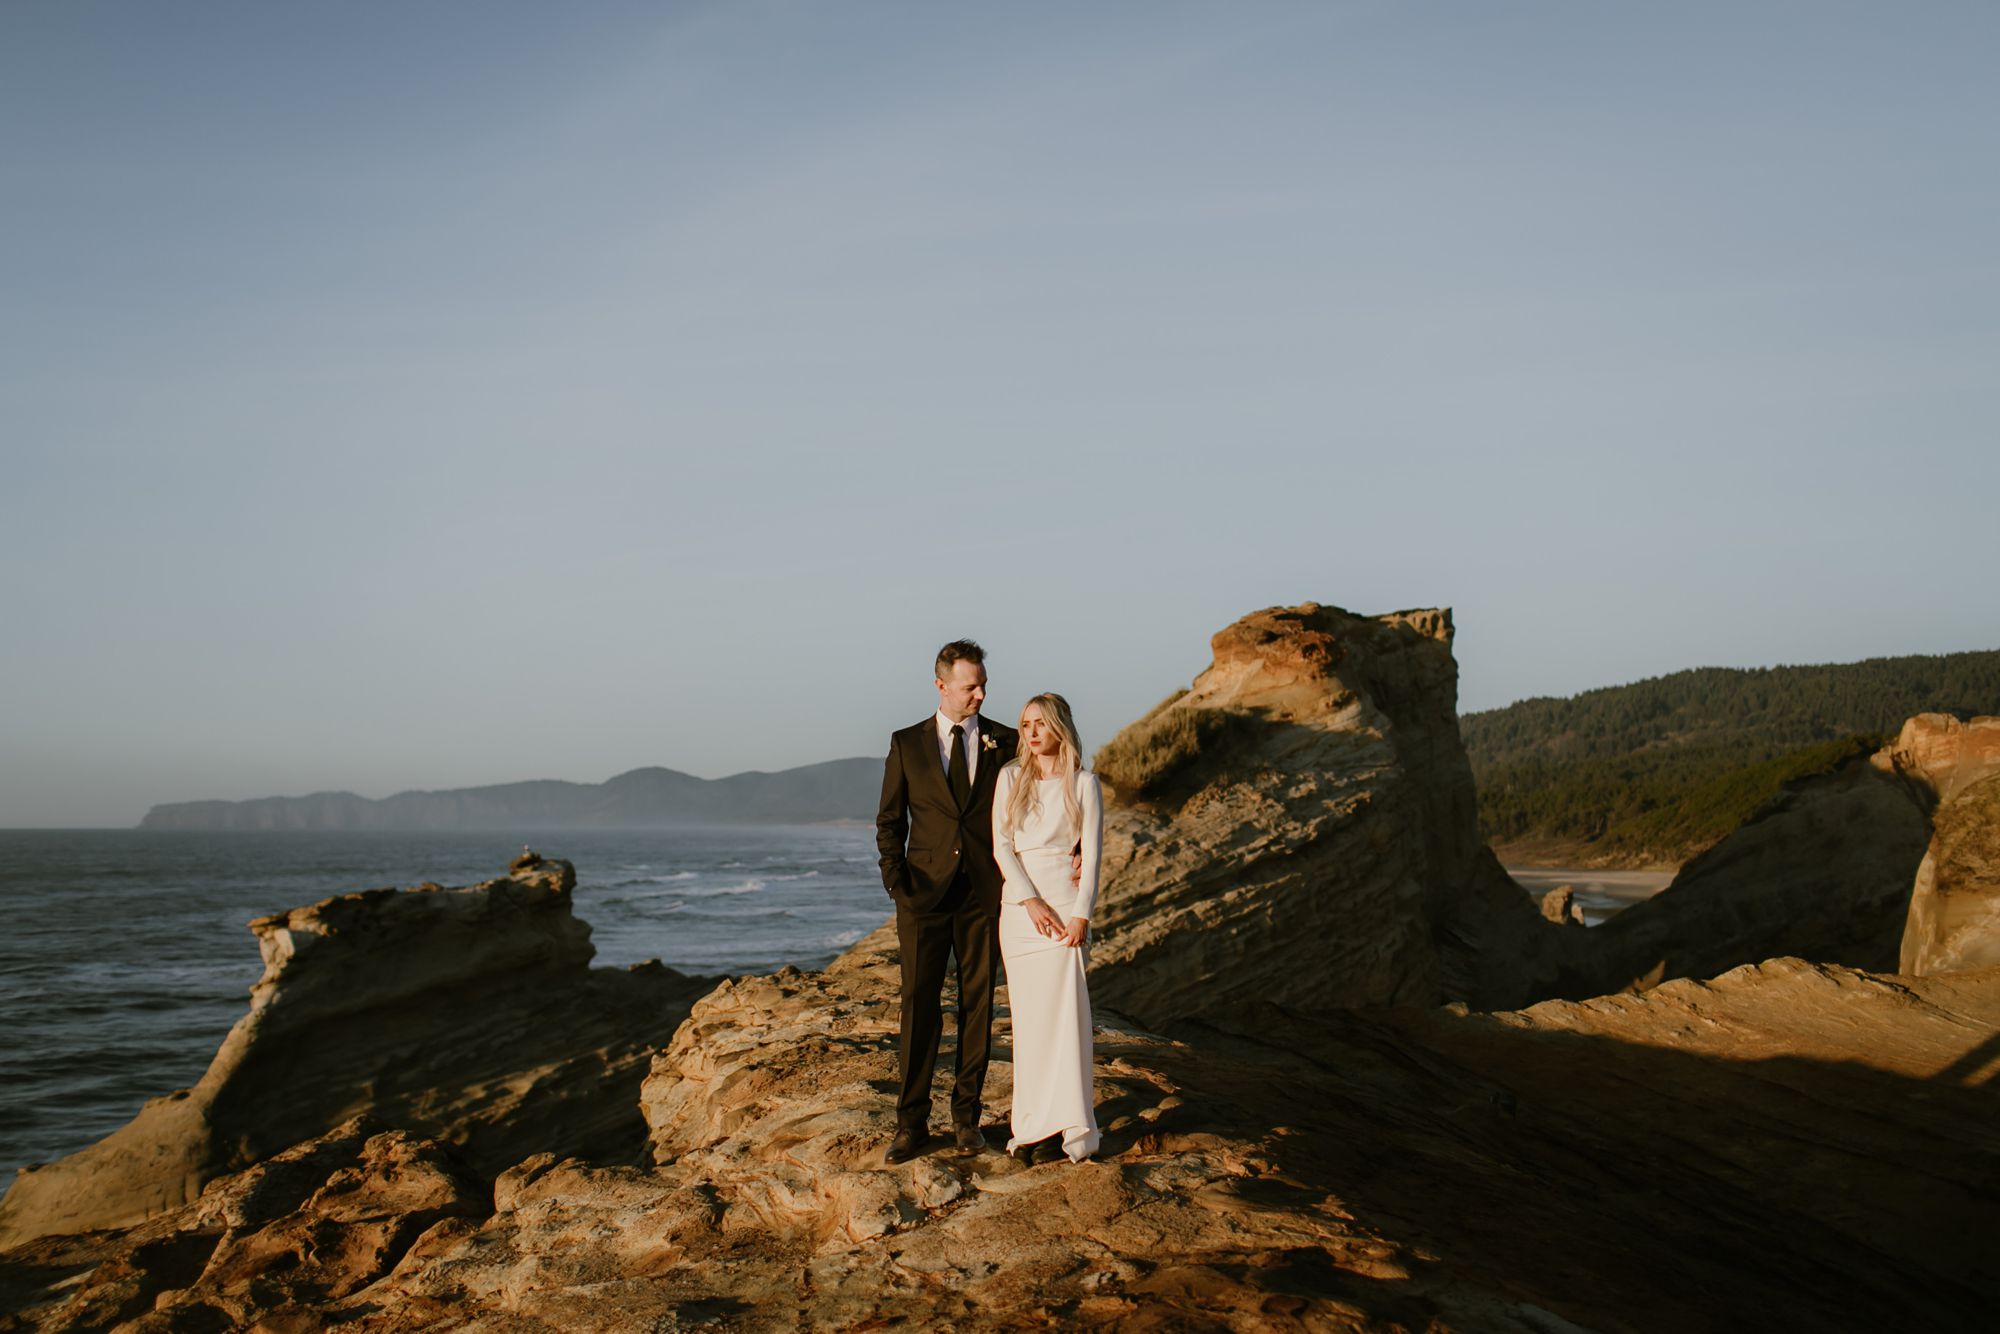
[980,734,998,753]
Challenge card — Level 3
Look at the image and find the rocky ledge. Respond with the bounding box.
[5,922,1997,1331]
[0,853,715,1249]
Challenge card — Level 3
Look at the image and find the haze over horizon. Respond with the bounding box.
[6,2,1998,827]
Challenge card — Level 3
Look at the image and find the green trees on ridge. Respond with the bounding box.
[1465,651,2000,861]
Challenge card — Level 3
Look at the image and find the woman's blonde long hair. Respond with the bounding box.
[1002,693,1084,838]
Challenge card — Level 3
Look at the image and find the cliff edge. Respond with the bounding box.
[0,853,714,1248]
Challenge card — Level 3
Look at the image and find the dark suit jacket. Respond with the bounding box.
[877,715,1019,912]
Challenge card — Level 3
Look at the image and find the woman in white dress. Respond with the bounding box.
[991,692,1103,1165]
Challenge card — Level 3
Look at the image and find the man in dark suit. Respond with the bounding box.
[875,638,1018,1163]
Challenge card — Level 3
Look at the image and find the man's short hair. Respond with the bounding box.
[935,639,986,680]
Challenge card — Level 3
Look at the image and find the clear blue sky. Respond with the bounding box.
[5,2,1997,826]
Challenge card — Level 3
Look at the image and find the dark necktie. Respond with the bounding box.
[948,724,972,805]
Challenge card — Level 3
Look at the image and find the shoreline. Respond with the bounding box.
[1490,837,1683,875]
[1504,864,1676,927]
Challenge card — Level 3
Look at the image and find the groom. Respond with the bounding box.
[875,639,1017,1163]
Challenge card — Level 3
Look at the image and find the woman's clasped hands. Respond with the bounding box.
[1023,896,1088,947]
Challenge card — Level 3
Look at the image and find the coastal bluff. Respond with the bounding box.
[4,926,1996,1330]
[7,600,2000,1328]
[0,853,714,1248]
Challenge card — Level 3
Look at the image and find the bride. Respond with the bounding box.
[991,692,1103,1164]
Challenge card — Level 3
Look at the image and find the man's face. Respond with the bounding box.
[936,660,987,723]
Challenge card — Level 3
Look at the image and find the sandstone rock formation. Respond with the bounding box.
[6,927,1996,1331]
[1570,752,1934,994]
[0,1120,489,1333]
[1538,885,1584,925]
[1085,602,1573,1023]
[1547,713,2000,998]
[1879,712,2000,803]
[1896,715,2000,974]
[0,854,713,1248]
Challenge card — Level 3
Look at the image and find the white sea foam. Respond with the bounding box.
[683,878,769,897]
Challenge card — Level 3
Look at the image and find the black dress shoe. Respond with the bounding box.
[885,1127,927,1164]
[1031,1136,1064,1166]
[953,1123,986,1154]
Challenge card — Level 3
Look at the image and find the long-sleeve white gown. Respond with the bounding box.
[991,762,1103,1161]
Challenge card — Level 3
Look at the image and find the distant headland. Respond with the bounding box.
[137,759,879,830]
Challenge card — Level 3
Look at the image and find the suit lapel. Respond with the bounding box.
[960,720,987,813]
[911,717,955,809]
[969,721,1011,810]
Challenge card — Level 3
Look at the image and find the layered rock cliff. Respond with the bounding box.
[0,854,714,1248]
[1543,712,2000,998]
[1568,752,1933,993]
[6,927,1996,1331]
[1897,714,2000,975]
[1085,602,1572,1022]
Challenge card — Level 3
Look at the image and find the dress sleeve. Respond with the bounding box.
[1072,772,1104,920]
[991,763,1036,904]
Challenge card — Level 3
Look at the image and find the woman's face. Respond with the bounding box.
[1020,704,1061,757]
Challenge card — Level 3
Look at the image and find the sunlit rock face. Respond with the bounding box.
[1896,715,2000,975]
[1880,712,2000,804]
[1576,754,1934,993]
[1084,601,1571,1024]
[0,854,712,1247]
[8,924,1997,1333]
[1563,713,2000,997]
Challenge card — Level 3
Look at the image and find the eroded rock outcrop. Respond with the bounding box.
[0,854,714,1248]
[1897,715,2000,975]
[1085,602,1572,1022]
[1880,712,2000,803]
[0,1120,489,1332]
[1552,713,2000,997]
[7,929,1996,1331]
[1571,753,1934,994]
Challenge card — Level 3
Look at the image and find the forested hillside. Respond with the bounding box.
[1466,651,2000,864]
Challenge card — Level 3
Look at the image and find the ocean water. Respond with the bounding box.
[1506,866,1675,927]
[0,826,884,1178]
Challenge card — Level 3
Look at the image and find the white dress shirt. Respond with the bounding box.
[934,710,981,785]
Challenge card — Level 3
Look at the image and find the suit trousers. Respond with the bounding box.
[894,870,998,1132]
